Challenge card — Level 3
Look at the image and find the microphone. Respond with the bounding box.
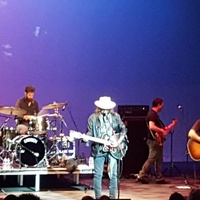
[62,101,68,111]
[177,105,183,111]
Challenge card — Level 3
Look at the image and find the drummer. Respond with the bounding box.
[15,85,39,134]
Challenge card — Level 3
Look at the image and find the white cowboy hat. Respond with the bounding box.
[94,96,116,110]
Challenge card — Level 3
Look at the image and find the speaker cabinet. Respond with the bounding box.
[118,105,149,176]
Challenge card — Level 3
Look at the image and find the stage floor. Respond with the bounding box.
[0,175,199,200]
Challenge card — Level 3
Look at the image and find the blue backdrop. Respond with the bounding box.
[0,0,200,162]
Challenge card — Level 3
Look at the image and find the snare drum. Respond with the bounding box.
[30,116,49,135]
[15,136,45,167]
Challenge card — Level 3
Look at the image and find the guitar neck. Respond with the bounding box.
[84,135,111,146]
[166,121,176,133]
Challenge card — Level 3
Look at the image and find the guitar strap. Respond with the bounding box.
[146,119,157,141]
[158,119,165,128]
[105,113,125,158]
[146,118,165,140]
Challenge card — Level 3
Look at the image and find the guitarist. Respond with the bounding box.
[187,119,200,161]
[137,98,170,184]
[188,119,200,142]
[83,96,127,199]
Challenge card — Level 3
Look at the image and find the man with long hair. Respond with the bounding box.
[85,96,128,199]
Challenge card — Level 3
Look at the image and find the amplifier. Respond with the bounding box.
[118,105,149,119]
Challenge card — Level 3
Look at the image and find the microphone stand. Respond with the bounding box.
[67,106,80,157]
[176,106,198,188]
[163,130,185,177]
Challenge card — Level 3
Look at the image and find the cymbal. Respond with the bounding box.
[42,102,67,110]
[0,106,26,116]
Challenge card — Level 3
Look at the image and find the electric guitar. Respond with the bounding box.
[69,130,128,160]
[187,139,200,161]
[151,119,178,146]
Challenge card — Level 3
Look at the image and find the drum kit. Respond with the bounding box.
[0,102,73,169]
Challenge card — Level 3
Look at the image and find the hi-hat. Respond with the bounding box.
[0,106,26,116]
[42,102,67,110]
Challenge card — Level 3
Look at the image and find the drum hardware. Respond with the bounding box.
[45,110,60,165]
[0,116,11,129]
[0,142,15,169]
[0,114,23,151]
[46,134,72,165]
[0,114,16,164]
[41,101,69,166]
[46,134,61,165]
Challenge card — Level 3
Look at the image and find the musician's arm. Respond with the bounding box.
[116,114,128,144]
[149,121,166,135]
[188,129,200,142]
[165,119,177,130]
[188,119,200,142]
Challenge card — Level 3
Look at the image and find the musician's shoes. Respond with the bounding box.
[156,179,170,184]
[136,177,149,184]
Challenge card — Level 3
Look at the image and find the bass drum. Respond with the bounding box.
[15,136,45,167]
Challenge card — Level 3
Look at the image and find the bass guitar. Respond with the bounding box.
[187,139,200,161]
[69,130,128,160]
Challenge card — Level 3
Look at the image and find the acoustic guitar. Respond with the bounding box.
[187,139,200,161]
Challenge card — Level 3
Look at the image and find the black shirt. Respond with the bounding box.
[191,119,200,133]
[15,97,39,125]
[146,109,164,140]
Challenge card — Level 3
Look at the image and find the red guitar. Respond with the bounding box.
[151,119,178,146]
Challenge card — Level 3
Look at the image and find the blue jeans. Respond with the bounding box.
[93,154,118,199]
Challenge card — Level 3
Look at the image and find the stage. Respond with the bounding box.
[0,164,94,191]
[0,162,200,199]
[0,175,198,200]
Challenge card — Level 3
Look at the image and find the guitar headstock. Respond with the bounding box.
[172,118,178,125]
[69,130,83,139]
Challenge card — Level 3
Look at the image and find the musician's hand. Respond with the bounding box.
[82,134,89,143]
[110,140,119,148]
[163,129,168,137]
[23,115,29,120]
[67,136,74,142]
[23,115,36,121]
